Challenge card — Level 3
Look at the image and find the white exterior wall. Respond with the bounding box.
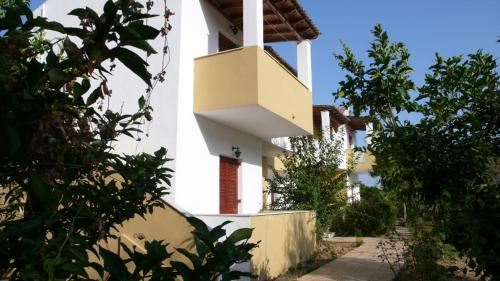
[173,0,262,214]
[35,0,264,215]
[33,0,184,202]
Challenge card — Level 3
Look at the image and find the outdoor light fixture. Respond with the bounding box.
[230,25,239,35]
[232,146,241,158]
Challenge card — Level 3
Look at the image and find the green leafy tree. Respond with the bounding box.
[334,24,499,279]
[0,1,256,280]
[267,136,349,234]
[331,185,397,236]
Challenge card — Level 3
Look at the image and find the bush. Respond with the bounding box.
[267,136,348,235]
[331,185,397,236]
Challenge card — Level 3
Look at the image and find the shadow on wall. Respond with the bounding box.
[198,0,243,55]
[195,115,262,166]
[250,211,316,280]
[90,203,196,279]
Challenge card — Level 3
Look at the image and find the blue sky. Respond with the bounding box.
[32,0,499,106]
[272,0,500,105]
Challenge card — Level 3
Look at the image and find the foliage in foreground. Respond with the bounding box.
[267,136,348,234]
[0,1,256,280]
[334,24,499,279]
[379,219,450,281]
[331,185,397,237]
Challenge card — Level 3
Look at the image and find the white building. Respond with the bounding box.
[34,0,318,214]
[313,105,375,202]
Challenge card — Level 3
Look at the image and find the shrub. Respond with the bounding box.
[331,185,397,236]
[267,136,348,235]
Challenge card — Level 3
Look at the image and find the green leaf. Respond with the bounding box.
[176,248,202,268]
[186,216,209,234]
[121,40,157,54]
[227,228,253,244]
[396,87,408,96]
[124,13,157,23]
[109,47,152,86]
[46,51,58,66]
[171,261,193,280]
[126,21,160,40]
[0,7,22,30]
[103,0,118,20]
[48,68,65,85]
[138,95,145,109]
[61,262,88,277]
[29,173,52,206]
[86,87,102,106]
[99,247,130,280]
[28,18,65,33]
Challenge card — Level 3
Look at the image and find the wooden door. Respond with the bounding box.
[219,156,239,214]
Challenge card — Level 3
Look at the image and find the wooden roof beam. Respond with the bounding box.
[264,0,302,41]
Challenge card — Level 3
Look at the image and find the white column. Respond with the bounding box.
[320,110,331,140]
[365,122,373,145]
[346,175,353,204]
[297,40,312,90]
[338,124,349,150]
[338,124,349,170]
[243,0,264,48]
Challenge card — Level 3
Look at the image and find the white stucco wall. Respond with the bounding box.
[33,0,183,201]
[172,0,263,215]
[34,0,265,215]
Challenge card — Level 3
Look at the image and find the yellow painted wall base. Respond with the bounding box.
[250,211,316,280]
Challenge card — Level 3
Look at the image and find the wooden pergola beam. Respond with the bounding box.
[264,0,302,41]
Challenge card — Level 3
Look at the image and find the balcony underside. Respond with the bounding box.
[197,105,310,140]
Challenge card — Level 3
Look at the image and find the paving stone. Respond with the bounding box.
[298,238,400,281]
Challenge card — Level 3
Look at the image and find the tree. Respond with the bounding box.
[266,135,349,234]
[0,1,256,280]
[334,24,499,278]
[331,184,397,236]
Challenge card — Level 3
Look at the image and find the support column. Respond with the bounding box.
[297,40,312,90]
[320,110,331,140]
[338,124,349,150]
[338,124,349,170]
[243,0,264,48]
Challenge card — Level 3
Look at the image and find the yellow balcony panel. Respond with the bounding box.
[194,46,313,139]
[347,149,376,173]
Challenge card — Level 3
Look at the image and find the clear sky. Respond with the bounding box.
[32,0,499,105]
[271,0,500,105]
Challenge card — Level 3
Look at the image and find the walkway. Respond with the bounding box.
[298,237,400,281]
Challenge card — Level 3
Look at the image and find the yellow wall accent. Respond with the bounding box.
[347,149,376,172]
[250,211,316,280]
[87,204,195,279]
[194,46,313,134]
[115,204,195,262]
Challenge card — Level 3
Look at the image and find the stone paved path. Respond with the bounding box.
[298,238,398,281]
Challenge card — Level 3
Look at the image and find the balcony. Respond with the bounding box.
[194,46,313,139]
[347,149,376,173]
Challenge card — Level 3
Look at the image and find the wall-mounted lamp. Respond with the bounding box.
[232,146,241,158]
[230,25,239,35]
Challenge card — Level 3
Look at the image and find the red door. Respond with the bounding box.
[220,156,239,214]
